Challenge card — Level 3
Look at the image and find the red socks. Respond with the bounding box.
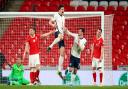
[30,70,40,83]
[35,70,40,80]
[93,72,103,83]
[100,73,103,83]
[30,72,36,83]
[93,72,96,82]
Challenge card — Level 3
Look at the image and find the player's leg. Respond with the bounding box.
[29,55,36,84]
[35,64,41,84]
[10,81,20,85]
[47,32,63,52]
[98,61,103,86]
[71,58,80,85]
[34,54,41,85]
[92,57,97,85]
[57,46,65,79]
[19,78,30,85]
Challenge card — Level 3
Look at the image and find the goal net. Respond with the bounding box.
[0,12,113,85]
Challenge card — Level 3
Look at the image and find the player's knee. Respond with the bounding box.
[60,49,65,57]
[58,34,63,40]
[92,67,96,70]
[36,65,40,70]
[74,68,77,74]
[30,67,35,72]
[99,69,102,73]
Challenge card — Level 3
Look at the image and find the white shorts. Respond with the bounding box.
[92,57,103,68]
[29,54,40,67]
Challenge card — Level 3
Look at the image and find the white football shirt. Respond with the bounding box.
[53,13,65,34]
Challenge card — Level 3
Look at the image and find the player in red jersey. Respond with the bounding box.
[23,28,54,85]
[91,28,104,86]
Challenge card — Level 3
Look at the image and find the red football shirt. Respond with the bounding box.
[26,34,40,55]
[93,36,103,59]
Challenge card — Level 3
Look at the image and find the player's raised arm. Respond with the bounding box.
[91,43,94,59]
[65,28,76,37]
[49,17,57,29]
[40,30,55,38]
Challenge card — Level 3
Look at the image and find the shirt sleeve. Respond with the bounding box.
[37,34,41,38]
[18,65,24,80]
[9,64,15,80]
[101,38,104,46]
[26,36,30,43]
[53,13,57,21]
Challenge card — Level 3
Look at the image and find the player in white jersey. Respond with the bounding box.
[47,5,66,79]
[66,28,87,85]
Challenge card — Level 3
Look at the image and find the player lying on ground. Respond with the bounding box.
[23,28,54,85]
[9,56,29,85]
[65,28,87,85]
[91,28,104,86]
[63,66,80,85]
[47,5,66,79]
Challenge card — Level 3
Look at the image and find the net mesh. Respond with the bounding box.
[0,12,113,70]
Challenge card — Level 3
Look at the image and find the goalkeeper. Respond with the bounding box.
[63,66,80,85]
[9,56,29,85]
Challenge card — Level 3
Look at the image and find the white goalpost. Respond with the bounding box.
[0,12,113,85]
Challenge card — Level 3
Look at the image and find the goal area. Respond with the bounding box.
[0,12,113,71]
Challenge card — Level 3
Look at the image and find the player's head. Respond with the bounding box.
[78,28,85,36]
[96,28,102,37]
[58,5,64,16]
[16,56,22,65]
[29,28,36,36]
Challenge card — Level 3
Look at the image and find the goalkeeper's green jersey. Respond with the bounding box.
[63,69,80,85]
[9,64,24,80]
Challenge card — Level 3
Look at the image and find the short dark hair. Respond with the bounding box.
[30,28,36,33]
[80,28,85,33]
[17,56,22,60]
[98,28,102,33]
[58,5,64,10]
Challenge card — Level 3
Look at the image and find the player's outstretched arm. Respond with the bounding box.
[65,28,76,37]
[41,30,55,38]
[91,43,94,59]
[23,42,29,60]
[100,46,104,62]
[49,17,57,29]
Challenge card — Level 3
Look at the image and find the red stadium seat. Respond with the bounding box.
[20,5,32,12]
[49,0,60,7]
[87,6,95,11]
[117,6,125,11]
[76,6,85,11]
[107,6,115,11]
[65,6,75,11]
[97,6,106,11]
[48,5,58,11]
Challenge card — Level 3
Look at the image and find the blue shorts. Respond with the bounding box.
[54,31,65,49]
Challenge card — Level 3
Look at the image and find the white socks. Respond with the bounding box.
[49,37,61,48]
[58,55,64,72]
[71,73,76,85]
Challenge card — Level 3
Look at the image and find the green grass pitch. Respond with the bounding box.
[0,85,127,89]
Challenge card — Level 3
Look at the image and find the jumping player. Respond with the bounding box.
[47,5,66,79]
